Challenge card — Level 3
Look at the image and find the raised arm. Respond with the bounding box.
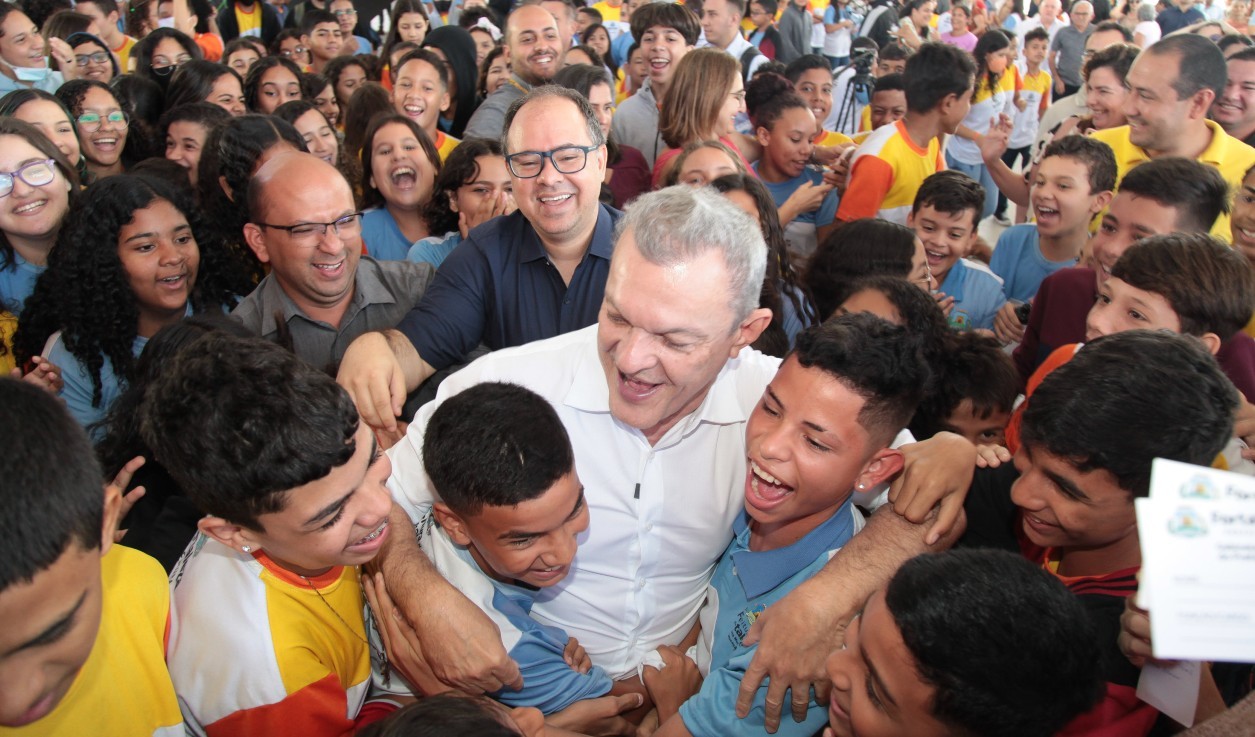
[337,330,436,433]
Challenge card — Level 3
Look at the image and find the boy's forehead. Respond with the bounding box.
[0,544,99,649]
[917,203,977,231]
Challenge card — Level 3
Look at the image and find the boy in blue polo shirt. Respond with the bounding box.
[909,170,1008,330]
[642,314,929,737]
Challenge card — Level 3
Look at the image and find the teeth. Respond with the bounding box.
[13,200,44,214]
[540,194,570,202]
[314,260,343,270]
[355,520,387,545]
[751,460,782,485]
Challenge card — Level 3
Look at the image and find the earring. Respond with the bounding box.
[856,482,866,491]
[241,545,252,554]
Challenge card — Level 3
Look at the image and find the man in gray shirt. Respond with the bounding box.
[464,4,566,139]
[234,152,434,373]
[1050,1,1094,98]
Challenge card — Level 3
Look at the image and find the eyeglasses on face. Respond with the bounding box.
[75,51,111,66]
[281,46,309,56]
[0,159,58,198]
[505,144,599,178]
[255,212,364,242]
[76,110,129,131]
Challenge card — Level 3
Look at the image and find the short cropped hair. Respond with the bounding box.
[1147,33,1228,100]
[301,7,339,33]
[1092,19,1134,41]
[1023,26,1049,45]
[1112,233,1255,340]
[872,71,905,94]
[805,219,917,319]
[879,41,909,61]
[423,383,574,515]
[1040,135,1117,193]
[615,185,768,324]
[912,170,986,230]
[1083,42,1138,84]
[502,84,605,152]
[1117,157,1229,233]
[792,314,928,445]
[1022,330,1239,496]
[910,332,1018,440]
[358,694,523,737]
[904,42,976,113]
[140,332,360,530]
[0,379,104,590]
[886,549,1104,737]
[630,0,701,45]
[783,53,829,83]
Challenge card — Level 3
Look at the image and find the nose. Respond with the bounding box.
[825,647,852,698]
[157,239,186,265]
[756,420,792,464]
[614,327,659,375]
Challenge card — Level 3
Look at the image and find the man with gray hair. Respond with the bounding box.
[358,185,974,734]
[338,84,620,422]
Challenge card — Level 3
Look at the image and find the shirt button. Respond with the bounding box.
[644,522,654,532]
[563,298,571,305]
[637,578,646,589]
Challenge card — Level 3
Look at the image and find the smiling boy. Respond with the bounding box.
[141,332,401,736]
[611,1,700,164]
[643,314,929,737]
[0,379,183,736]
[909,170,1007,330]
[301,9,344,74]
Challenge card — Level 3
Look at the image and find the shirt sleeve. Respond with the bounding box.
[46,334,106,429]
[836,155,894,221]
[394,234,494,371]
[677,645,828,737]
[491,624,614,714]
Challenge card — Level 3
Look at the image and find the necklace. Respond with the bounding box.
[300,573,392,687]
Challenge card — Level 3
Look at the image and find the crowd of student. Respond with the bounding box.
[2,0,1255,734]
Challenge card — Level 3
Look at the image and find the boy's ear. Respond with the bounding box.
[856,447,906,491]
[1088,189,1114,216]
[100,481,124,555]
[432,502,473,547]
[1198,331,1223,356]
[198,516,261,556]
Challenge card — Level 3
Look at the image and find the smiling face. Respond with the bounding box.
[639,23,692,93]
[793,68,834,132]
[507,5,563,85]
[718,74,746,137]
[506,95,605,250]
[438,471,588,588]
[329,0,357,35]
[949,5,968,32]
[1085,275,1183,340]
[451,154,513,217]
[0,543,104,728]
[677,144,739,185]
[1213,58,1255,135]
[868,89,907,130]
[333,62,366,106]
[1030,155,1104,239]
[908,204,978,283]
[0,135,70,252]
[151,36,192,72]
[1231,170,1255,267]
[311,81,340,126]
[585,26,610,56]
[117,198,200,335]
[257,64,302,113]
[745,356,892,540]
[1123,50,1206,154]
[755,106,817,181]
[0,11,45,69]
[208,72,246,116]
[73,40,114,82]
[12,100,80,165]
[305,22,344,62]
[293,109,339,166]
[1088,191,1181,284]
[392,57,450,137]
[470,28,496,65]
[75,86,128,170]
[369,120,437,212]
[597,229,761,444]
[825,592,951,737]
[1084,65,1129,130]
[230,423,394,576]
[587,81,616,138]
[1009,443,1138,557]
[164,120,209,185]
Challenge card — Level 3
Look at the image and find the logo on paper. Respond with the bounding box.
[1167,507,1208,538]
[1180,474,1219,500]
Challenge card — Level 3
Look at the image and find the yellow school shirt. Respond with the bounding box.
[838,119,943,224]
[593,0,623,22]
[814,129,854,148]
[0,310,15,375]
[235,3,262,38]
[1090,120,1255,242]
[114,35,137,73]
[1,546,184,737]
[435,130,460,162]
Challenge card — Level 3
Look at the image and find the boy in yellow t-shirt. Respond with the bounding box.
[0,379,183,737]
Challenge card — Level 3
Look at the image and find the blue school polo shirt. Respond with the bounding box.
[938,258,1008,331]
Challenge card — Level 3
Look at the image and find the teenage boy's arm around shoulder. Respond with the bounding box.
[735,432,975,733]
[367,501,523,694]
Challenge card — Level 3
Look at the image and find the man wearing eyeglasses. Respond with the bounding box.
[234,152,435,375]
[329,0,377,54]
[338,85,618,429]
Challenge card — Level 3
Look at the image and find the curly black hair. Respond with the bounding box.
[14,174,250,405]
[195,114,307,283]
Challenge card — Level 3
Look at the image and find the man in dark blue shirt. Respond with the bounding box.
[1156,0,1205,35]
[337,85,620,431]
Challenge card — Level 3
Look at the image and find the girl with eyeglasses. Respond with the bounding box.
[14,174,249,432]
[64,31,119,83]
[655,48,754,187]
[360,113,441,260]
[57,79,131,181]
[0,118,79,322]
[132,27,203,92]
[271,28,313,68]
[0,89,83,179]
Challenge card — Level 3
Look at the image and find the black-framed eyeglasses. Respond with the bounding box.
[0,159,57,198]
[151,55,192,73]
[281,46,309,57]
[505,144,600,178]
[256,212,364,242]
[75,51,111,66]
[76,110,128,131]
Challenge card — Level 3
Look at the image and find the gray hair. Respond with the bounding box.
[1137,2,1155,21]
[614,186,767,324]
[501,84,606,153]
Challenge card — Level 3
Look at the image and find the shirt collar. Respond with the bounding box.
[729,497,859,599]
[938,259,967,302]
[519,205,617,263]
[252,260,375,333]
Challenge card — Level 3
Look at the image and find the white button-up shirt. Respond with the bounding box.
[388,324,782,678]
